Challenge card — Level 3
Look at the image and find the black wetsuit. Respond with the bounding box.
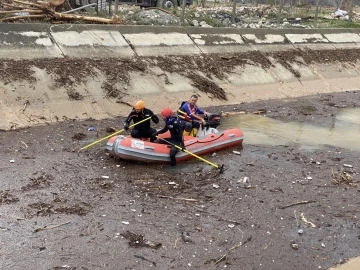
[124,108,159,142]
[156,116,185,166]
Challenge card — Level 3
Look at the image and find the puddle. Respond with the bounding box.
[221,108,360,152]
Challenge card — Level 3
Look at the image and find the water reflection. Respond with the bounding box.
[221,108,360,151]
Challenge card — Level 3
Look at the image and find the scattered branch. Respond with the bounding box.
[157,195,197,202]
[0,9,43,14]
[300,212,316,228]
[21,100,30,113]
[279,200,316,209]
[214,254,226,265]
[34,221,70,232]
[228,236,252,251]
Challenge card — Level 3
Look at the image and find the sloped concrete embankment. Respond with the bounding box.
[1,24,360,130]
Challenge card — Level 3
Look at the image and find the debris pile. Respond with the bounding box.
[331,170,356,186]
[0,0,124,24]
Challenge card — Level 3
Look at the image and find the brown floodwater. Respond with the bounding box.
[221,108,360,152]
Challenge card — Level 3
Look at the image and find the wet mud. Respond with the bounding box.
[0,91,360,269]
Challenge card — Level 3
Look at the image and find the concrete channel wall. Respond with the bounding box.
[1,23,360,130]
[1,24,360,59]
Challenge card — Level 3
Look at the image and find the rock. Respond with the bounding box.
[222,18,231,26]
[191,20,199,27]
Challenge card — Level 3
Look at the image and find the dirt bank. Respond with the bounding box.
[0,90,359,270]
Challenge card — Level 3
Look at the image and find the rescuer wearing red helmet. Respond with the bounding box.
[123,100,159,142]
[153,108,191,166]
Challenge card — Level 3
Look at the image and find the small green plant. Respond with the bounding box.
[327,19,360,28]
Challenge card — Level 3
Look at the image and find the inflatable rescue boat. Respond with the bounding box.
[106,113,243,163]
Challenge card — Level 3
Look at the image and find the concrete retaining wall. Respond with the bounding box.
[2,24,360,59]
[1,23,360,130]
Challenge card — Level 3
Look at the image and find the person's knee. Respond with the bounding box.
[131,129,140,138]
[184,122,192,132]
[193,122,200,129]
[170,148,178,157]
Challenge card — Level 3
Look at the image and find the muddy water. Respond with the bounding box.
[221,107,360,270]
[221,108,360,152]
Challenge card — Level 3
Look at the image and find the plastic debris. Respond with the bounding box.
[88,127,95,131]
[122,221,129,225]
[101,176,109,179]
[343,164,353,168]
[298,229,304,234]
[233,151,241,155]
[9,159,15,163]
[212,184,220,189]
[228,224,235,228]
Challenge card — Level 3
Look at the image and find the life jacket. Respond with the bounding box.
[177,101,192,122]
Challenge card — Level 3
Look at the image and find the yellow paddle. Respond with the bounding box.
[80,116,152,151]
[155,136,224,173]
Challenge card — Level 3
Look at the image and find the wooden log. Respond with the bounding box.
[2,3,32,9]
[52,13,124,24]
[12,0,48,10]
[0,14,47,22]
[0,9,43,14]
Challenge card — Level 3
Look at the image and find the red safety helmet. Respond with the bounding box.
[161,108,173,118]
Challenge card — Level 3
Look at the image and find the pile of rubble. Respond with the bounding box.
[134,5,312,29]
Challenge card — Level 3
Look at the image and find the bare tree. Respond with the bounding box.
[181,0,186,25]
[314,0,320,26]
[231,0,237,24]
[348,0,354,21]
[277,0,284,24]
[114,0,119,14]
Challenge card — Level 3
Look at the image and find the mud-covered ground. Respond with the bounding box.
[0,91,359,270]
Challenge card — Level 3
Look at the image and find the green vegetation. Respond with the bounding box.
[300,17,360,28]
[325,19,360,28]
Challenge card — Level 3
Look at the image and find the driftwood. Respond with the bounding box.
[279,200,316,209]
[0,9,43,14]
[0,0,124,24]
[1,14,47,20]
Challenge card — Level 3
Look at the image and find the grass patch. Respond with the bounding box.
[302,17,360,28]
